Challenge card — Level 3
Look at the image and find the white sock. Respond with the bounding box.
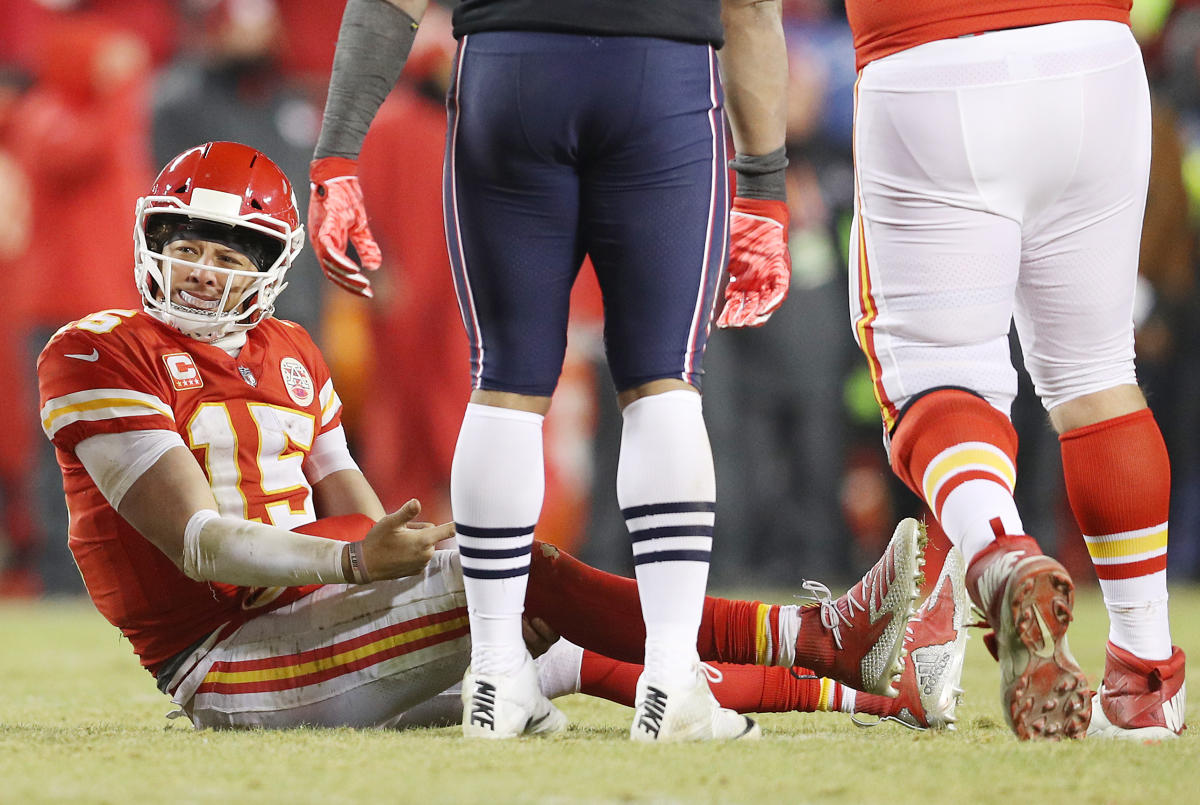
[534,639,585,699]
[452,403,544,676]
[1106,594,1172,661]
[618,390,714,686]
[938,479,1024,565]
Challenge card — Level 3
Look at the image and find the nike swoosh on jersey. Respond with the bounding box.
[65,350,100,362]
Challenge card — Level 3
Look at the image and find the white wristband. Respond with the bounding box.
[182,509,347,587]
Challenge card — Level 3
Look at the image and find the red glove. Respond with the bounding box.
[308,157,383,298]
[717,197,791,328]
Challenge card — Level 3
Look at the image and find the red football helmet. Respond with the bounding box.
[134,141,305,341]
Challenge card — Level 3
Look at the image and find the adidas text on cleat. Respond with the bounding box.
[966,535,1090,740]
[1088,642,1186,740]
[630,663,760,742]
[461,655,568,739]
[855,546,969,730]
[794,518,925,697]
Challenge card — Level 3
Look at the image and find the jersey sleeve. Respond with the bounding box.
[37,322,175,453]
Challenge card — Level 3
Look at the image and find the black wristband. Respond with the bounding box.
[314,0,420,160]
[729,147,788,202]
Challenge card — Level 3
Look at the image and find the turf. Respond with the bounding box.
[1,587,1196,804]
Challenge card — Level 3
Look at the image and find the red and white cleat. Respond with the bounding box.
[1088,642,1186,740]
[794,518,925,697]
[855,546,970,730]
[966,534,1090,740]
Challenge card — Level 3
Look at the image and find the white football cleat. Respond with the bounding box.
[461,654,568,739]
[630,663,760,742]
[854,546,969,730]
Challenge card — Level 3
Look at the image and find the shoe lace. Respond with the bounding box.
[699,662,723,685]
[850,712,926,731]
[798,580,850,650]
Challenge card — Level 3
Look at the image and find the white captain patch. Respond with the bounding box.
[280,357,314,407]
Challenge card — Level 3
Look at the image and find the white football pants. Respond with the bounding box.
[849,20,1151,431]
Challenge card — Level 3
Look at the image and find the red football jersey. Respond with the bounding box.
[847,0,1131,70]
[38,310,345,675]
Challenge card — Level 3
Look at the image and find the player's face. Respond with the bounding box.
[162,239,260,314]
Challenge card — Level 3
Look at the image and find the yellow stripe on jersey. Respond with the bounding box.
[318,378,343,428]
[1083,526,1168,561]
[922,443,1016,505]
[41,388,174,439]
[201,614,469,685]
[754,602,772,666]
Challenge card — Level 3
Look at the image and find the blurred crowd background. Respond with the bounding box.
[2,0,1198,597]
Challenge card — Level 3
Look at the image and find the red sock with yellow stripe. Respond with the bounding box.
[578,652,841,714]
[1060,408,1172,660]
[889,390,1026,564]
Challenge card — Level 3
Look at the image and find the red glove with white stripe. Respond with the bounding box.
[308,157,383,298]
[717,197,791,328]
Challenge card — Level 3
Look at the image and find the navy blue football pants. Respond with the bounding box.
[443,31,729,395]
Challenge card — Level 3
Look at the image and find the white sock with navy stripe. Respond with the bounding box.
[618,390,714,687]
[451,403,544,676]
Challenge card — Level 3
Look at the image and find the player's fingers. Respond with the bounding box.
[350,225,383,272]
[393,498,422,523]
[320,261,374,298]
[317,217,350,254]
[719,293,753,329]
[757,279,789,318]
[716,291,743,329]
[528,616,559,644]
[420,521,456,546]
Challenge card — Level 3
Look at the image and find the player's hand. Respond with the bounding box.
[717,197,791,328]
[308,156,383,298]
[522,616,560,659]
[360,499,451,579]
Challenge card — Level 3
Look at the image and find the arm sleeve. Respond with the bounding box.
[304,424,361,484]
[314,0,421,159]
[75,429,187,511]
[182,510,348,587]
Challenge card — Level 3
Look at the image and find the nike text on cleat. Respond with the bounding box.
[461,654,567,739]
[965,535,1091,740]
[1088,642,1186,740]
[854,546,970,730]
[630,663,760,742]
[794,518,925,697]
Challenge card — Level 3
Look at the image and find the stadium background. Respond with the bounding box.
[2,0,1199,601]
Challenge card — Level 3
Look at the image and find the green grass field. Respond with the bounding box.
[1,587,1196,804]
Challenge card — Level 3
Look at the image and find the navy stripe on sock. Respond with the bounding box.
[455,523,536,539]
[628,524,715,543]
[632,550,712,565]
[460,564,531,580]
[457,544,532,560]
[621,501,716,520]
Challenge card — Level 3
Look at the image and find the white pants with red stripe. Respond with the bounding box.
[168,551,586,730]
[171,551,472,729]
[849,20,1150,430]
